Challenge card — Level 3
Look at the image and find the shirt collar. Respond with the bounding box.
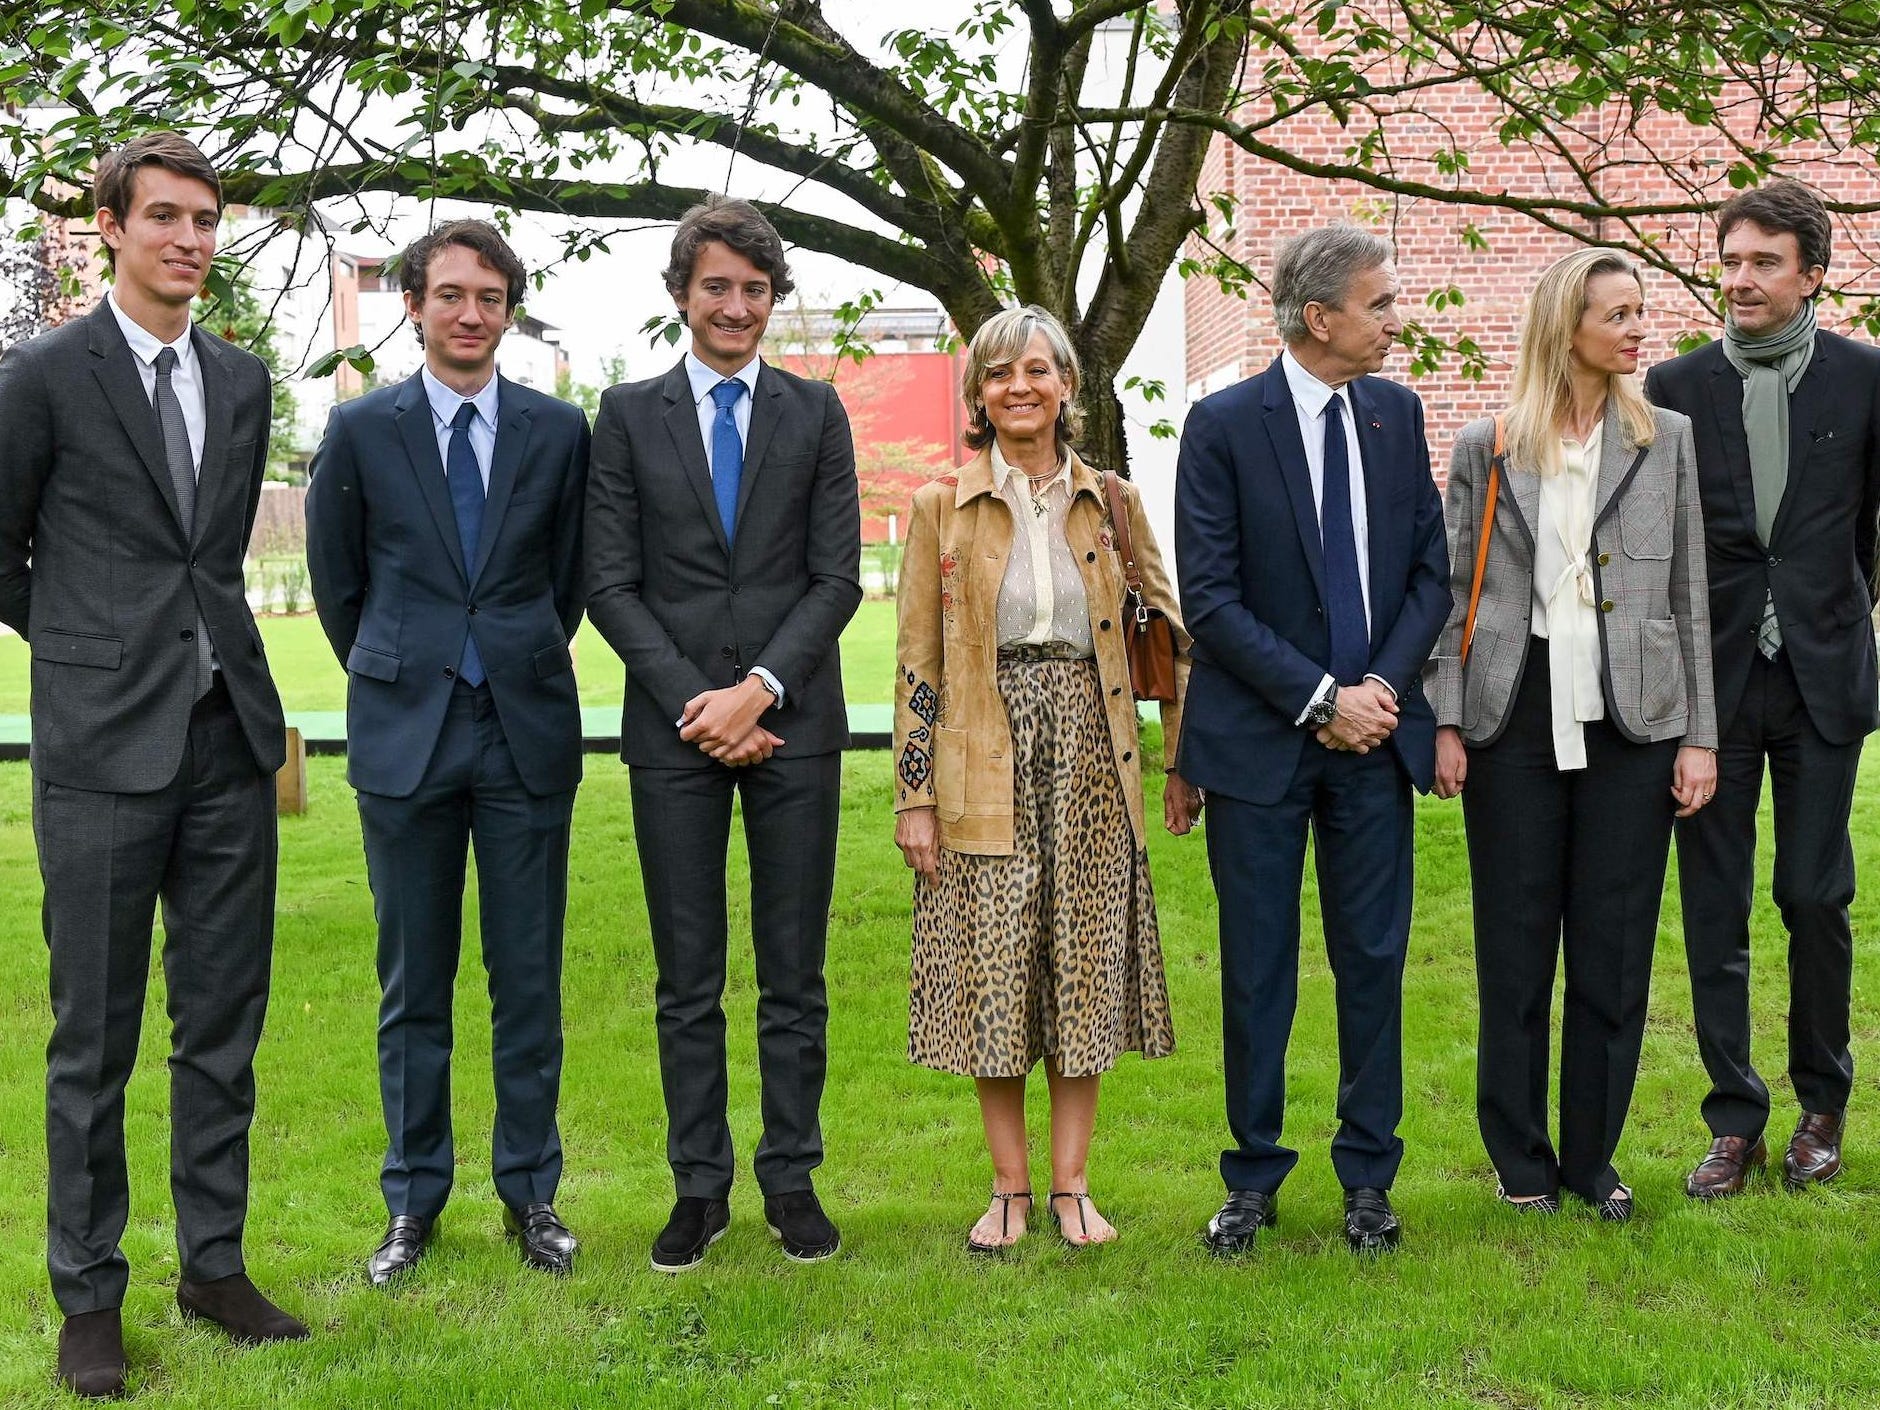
[686,350,762,407]
[421,364,500,430]
[1280,348,1352,422]
[989,438,1070,496]
[107,289,195,371]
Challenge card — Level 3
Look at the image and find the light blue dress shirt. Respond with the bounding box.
[421,365,499,488]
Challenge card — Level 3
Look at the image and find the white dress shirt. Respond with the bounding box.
[420,364,499,489]
[1532,428,1606,770]
[1279,350,1391,721]
[108,290,204,472]
[679,348,784,705]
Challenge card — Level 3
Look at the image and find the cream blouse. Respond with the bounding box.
[1531,426,1605,770]
[991,441,1094,654]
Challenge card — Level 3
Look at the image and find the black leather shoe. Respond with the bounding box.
[503,1202,577,1275]
[765,1189,841,1262]
[57,1308,126,1399]
[1202,1190,1277,1256]
[175,1272,310,1343]
[1343,1188,1402,1253]
[367,1215,431,1286]
[651,1196,731,1274]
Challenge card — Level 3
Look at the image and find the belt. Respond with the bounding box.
[997,641,1090,662]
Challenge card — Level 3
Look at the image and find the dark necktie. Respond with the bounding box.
[710,379,747,544]
[1319,393,1368,684]
[447,401,486,686]
[153,347,213,698]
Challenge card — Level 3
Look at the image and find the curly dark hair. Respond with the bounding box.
[1717,179,1832,276]
[662,195,795,300]
[400,219,529,312]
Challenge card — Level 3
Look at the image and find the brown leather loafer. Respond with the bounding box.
[1783,1110,1845,1189]
[1685,1134,1767,1200]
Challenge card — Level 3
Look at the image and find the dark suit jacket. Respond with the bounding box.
[0,304,284,791]
[305,372,591,799]
[584,358,863,769]
[1645,333,1880,747]
[1173,355,1450,805]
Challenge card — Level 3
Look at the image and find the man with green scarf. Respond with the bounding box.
[1646,179,1880,1201]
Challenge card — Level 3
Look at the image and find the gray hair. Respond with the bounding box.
[1271,224,1396,344]
[960,304,1083,451]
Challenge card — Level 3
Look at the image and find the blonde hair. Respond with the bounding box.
[1504,248,1656,477]
[960,305,1083,451]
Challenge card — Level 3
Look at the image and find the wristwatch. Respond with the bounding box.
[1303,682,1339,729]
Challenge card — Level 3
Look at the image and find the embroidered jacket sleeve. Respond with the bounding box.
[893,484,946,812]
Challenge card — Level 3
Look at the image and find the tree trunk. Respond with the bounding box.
[1077,349,1132,481]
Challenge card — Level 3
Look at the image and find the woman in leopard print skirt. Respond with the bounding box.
[892,306,1202,1252]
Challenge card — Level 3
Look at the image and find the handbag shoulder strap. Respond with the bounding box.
[1101,471,1146,596]
[1459,414,1505,669]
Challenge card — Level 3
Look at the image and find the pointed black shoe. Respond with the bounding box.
[651,1196,730,1274]
[504,1202,578,1275]
[176,1273,309,1343]
[765,1189,841,1262]
[1343,1188,1402,1253]
[1202,1190,1277,1256]
[367,1215,432,1287]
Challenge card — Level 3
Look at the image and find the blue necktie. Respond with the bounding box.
[446,401,486,686]
[1319,394,1367,684]
[710,378,747,545]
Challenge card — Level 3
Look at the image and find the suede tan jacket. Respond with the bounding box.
[892,447,1190,855]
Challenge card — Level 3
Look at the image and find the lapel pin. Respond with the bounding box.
[1370,420,1382,429]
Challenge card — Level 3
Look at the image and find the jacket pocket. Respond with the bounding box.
[533,640,574,678]
[1638,617,1687,727]
[1619,490,1673,561]
[934,724,967,822]
[346,642,400,682]
[31,628,122,670]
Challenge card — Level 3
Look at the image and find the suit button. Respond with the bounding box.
[443,666,456,679]
[1768,555,1781,567]
[731,583,741,594]
[721,646,735,659]
[189,555,199,568]
[1123,750,1133,762]
[1099,619,1112,631]
[1111,686,1122,696]
[1086,551,1096,563]
[468,604,479,615]
[1597,552,1609,566]
[1600,600,1614,613]
[179,628,195,641]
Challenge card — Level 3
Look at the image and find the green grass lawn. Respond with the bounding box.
[0,731,1877,1407]
[0,599,901,715]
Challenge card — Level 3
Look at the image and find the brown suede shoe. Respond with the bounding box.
[56,1307,127,1398]
[1686,1134,1767,1199]
[1783,1110,1845,1189]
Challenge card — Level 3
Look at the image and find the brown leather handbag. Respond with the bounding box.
[1101,472,1179,703]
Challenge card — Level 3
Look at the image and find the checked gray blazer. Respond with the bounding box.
[1425,403,1717,750]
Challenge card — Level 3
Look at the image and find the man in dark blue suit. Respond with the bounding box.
[1175,225,1449,1255]
[306,221,591,1283]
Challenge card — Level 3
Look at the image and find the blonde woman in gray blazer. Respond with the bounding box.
[1425,249,1718,1222]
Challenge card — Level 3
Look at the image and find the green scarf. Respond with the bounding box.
[1721,303,1817,543]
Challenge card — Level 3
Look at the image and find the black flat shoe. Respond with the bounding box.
[966,1189,1033,1255]
[765,1188,841,1263]
[503,1202,578,1274]
[176,1273,309,1343]
[1495,1185,1561,1214]
[1343,1187,1402,1253]
[56,1308,126,1399]
[651,1197,730,1274]
[1202,1190,1277,1256]
[367,1214,432,1286]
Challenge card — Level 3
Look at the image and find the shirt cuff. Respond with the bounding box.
[1293,673,1336,726]
[749,666,785,707]
[1363,672,1397,701]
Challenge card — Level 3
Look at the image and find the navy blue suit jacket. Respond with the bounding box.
[1174,356,1450,805]
[306,372,591,798]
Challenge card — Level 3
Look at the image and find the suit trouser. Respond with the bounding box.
[1207,744,1413,1196]
[356,683,574,1220]
[1464,647,1676,1203]
[1677,647,1861,1138]
[38,681,277,1315]
[629,751,842,1199]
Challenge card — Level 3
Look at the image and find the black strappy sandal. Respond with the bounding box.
[1048,1190,1101,1246]
[1495,1184,1561,1214]
[1593,1184,1634,1223]
[966,1190,1033,1255]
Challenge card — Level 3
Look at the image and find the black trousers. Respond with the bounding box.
[630,752,842,1199]
[38,682,278,1315]
[356,684,574,1220]
[1207,744,1413,1196]
[1463,647,1676,1202]
[1676,647,1862,1138]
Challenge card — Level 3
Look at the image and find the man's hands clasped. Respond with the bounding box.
[679,675,783,766]
[1315,679,1399,753]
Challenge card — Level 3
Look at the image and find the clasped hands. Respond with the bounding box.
[1314,679,1398,753]
[678,675,782,766]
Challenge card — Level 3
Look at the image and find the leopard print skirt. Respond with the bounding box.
[907,656,1175,1078]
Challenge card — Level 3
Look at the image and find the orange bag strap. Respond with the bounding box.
[1459,414,1505,669]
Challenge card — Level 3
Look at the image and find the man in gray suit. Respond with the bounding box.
[586,196,862,1272]
[0,133,304,1398]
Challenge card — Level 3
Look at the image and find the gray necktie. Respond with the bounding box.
[154,347,213,698]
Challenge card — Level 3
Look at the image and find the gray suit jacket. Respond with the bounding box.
[1425,403,1717,750]
[584,357,863,768]
[0,305,285,791]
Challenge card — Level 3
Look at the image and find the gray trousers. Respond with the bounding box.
[38,683,277,1315]
[630,752,841,1199]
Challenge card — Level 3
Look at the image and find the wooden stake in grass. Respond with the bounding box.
[276,725,307,815]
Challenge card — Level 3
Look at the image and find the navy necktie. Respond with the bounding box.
[1319,393,1367,684]
[446,401,486,686]
[710,378,747,544]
